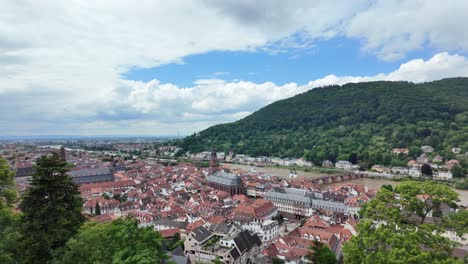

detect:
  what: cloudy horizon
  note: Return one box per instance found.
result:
[2,1,468,136]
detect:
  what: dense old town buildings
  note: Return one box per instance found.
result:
[8,143,467,263]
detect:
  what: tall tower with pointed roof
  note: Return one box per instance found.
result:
[210,147,220,173]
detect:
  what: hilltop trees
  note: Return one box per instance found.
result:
[178,78,468,166]
[17,153,84,264]
[343,181,462,264]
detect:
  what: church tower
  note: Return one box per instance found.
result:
[59,146,66,161]
[209,147,220,173]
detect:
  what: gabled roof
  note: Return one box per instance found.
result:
[233,230,262,254]
[192,226,213,242]
[230,247,240,260]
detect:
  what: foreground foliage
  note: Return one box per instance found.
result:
[53,218,168,264]
[179,78,468,169]
[0,157,19,264]
[343,181,464,264]
[306,240,337,264]
[17,153,85,264]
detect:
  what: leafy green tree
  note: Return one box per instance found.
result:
[167,232,184,251]
[0,158,19,264]
[442,210,468,239]
[95,201,101,215]
[344,182,462,264]
[306,240,337,264]
[421,163,433,177]
[212,256,223,264]
[272,257,285,264]
[18,153,84,264]
[381,184,393,192]
[455,178,468,190]
[53,218,168,264]
[348,153,358,165]
[451,165,464,178]
[396,181,459,224]
[0,157,16,206]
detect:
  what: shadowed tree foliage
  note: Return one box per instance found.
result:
[17,153,84,264]
[95,201,101,215]
[52,218,168,264]
[421,163,433,177]
[343,181,463,264]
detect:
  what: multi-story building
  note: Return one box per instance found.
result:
[266,187,348,218]
[185,224,263,264]
[68,167,114,184]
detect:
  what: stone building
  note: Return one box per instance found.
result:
[207,149,244,195]
[68,167,114,184]
[207,170,245,195]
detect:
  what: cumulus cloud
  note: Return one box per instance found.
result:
[307,52,468,86]
[67,52,467,135]
[1,1,468,135]
[346,0,468,60]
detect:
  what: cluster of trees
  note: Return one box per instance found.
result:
[343,181,468,263]
[0,155,168,264]
[178,78,468,171]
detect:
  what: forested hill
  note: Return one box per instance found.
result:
[178,78,468,167]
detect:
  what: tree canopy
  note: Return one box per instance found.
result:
[343,181,463,264]
[53,218,168,264]
[178,78,468,168]
[306,239,337,264]
[18,153,85,264]
[0,157,19,264]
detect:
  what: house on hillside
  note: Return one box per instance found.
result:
[452,147,461,154]
[391,148,409,155]
[421,145,434,153]
[335,161,353,170]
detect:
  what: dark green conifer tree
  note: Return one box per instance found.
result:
[95,201,101,215]
[18,153,84,264]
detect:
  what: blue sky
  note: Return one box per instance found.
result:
[2,1,468,136]
[124,37,437,87]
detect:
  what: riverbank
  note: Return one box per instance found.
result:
[227,163,468,207]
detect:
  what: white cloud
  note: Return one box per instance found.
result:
[1,52,468,136]
[307,52,468,86]
[346,0,468,60]
[1,1,468,135]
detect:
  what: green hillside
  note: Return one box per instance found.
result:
[178,78,468,168]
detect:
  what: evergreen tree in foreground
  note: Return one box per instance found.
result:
[306,239,337,264]
[95,201,101,215]
[18,153,84,264]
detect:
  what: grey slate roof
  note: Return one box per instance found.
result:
[266,187,314,205]
[169,246,188,264]
[154,218,189,229]
[68,167,111,177]
[15,166,35,177]
[233,230,262,255]
[230,247,241,260]
[207,170,243,186]
[192,226,213,242]
[208,222,233,235]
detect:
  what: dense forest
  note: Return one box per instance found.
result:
[178,78,468,168]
